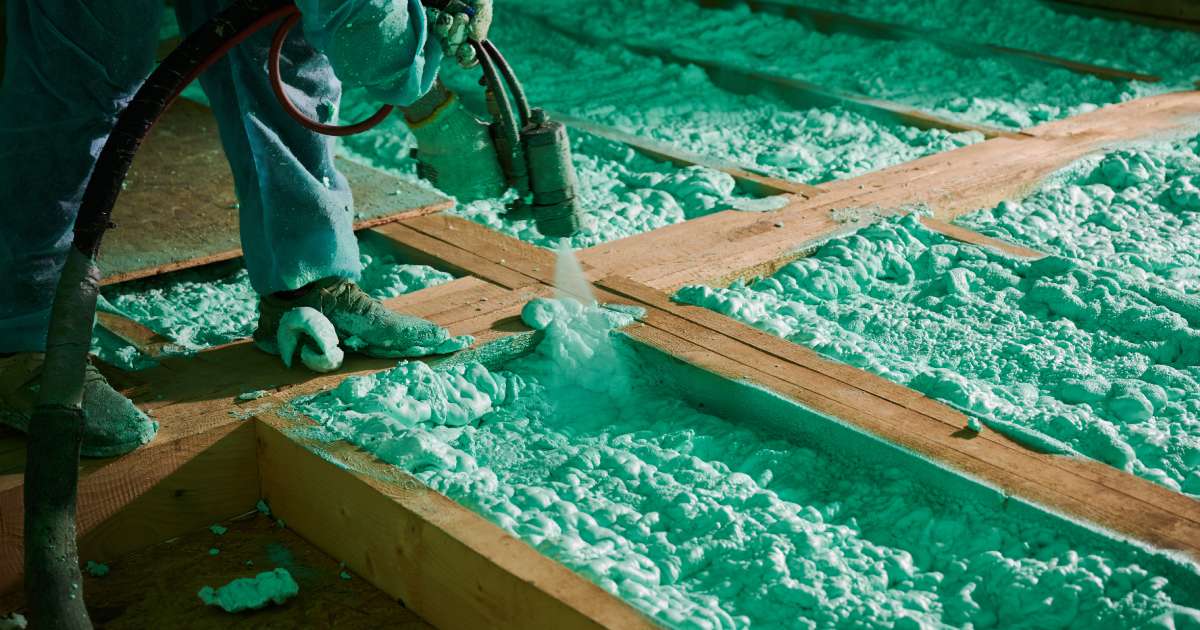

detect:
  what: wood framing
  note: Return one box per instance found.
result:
[1049,0,1200,27]
[0,278,537,594]
[4,48,1200,630]
[361,199,1200,562]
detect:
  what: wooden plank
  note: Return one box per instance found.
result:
[919,217,1046,258]
[368,222,540,290]
[401,214,566,285]
[100,99,452,285]
[1048,0,1200,28]
[578,91,1200,290]
[731,0,1162,83]
[554,113,820,197]
[95,311,177,359]
[255,412,655,630]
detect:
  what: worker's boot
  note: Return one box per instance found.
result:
[253,278,449,359]
[407,91,508,203]
[0,353,158,458]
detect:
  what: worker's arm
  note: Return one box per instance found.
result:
[295,0,444,106]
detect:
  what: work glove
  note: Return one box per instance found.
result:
[427,0,493,67]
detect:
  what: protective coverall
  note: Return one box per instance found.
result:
[0,0,443,353]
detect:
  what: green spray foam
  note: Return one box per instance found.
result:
[516,0,1172,131]
[291,297,1200,628]
[197,568,299,613]
[676,214,1200,496]
[91,234,454,368]
[959,134,1200,295]
[774,0,1200,83]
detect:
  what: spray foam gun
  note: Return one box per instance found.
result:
[270,1,584,237]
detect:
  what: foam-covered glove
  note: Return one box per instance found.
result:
[427,0,493,67]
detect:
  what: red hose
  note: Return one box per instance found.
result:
[268,7,394,136]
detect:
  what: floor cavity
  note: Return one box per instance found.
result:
[291,298,1200,628]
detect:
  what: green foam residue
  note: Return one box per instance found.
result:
[676,214,1200,496]
[960,135,1200,295]
[292,297,1200,627]
[198,568,298,613]
[519,0,1172,131]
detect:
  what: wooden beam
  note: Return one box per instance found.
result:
[575,91,1200,290]
[366,156,1200,560]
[1047,0,1200,29]
[919,217,1046,258]
[95,311,178,359]
[256,412,655,629]
[100,99,453,286]
[728,0,1162,83]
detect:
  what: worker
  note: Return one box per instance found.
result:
[0,0,505,457]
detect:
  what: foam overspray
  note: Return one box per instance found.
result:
[553,238,595,304]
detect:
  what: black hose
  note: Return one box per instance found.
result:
[473,39,522,166]
[480,40,532,125]
[25,0,291,626]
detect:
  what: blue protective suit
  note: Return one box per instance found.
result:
[0,0,442,353]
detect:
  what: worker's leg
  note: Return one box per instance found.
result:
[173,1,450,356]
[0,0,162,352]
[174,0,359,296]
[0,0,160,457]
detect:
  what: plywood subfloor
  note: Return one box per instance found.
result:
[102,99,451,285]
